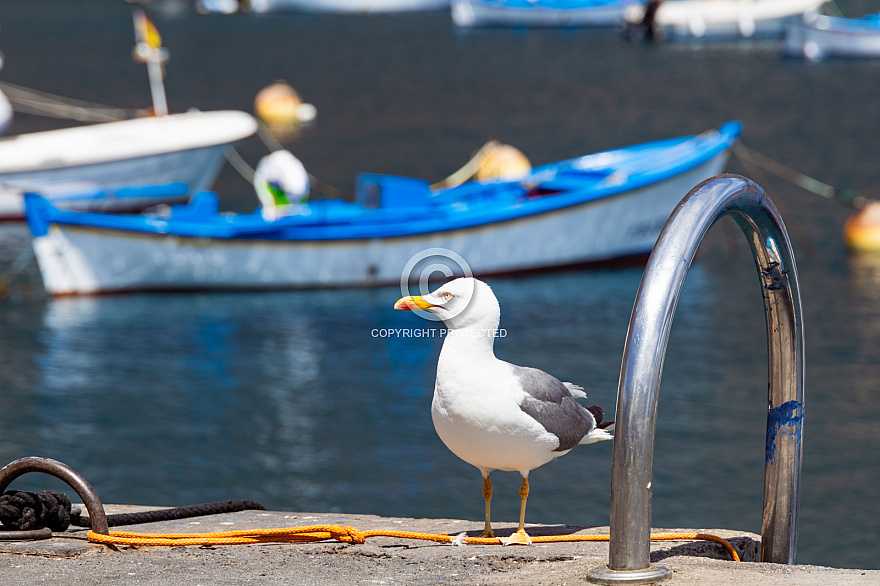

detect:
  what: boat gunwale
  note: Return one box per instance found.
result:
[46,183,655,246]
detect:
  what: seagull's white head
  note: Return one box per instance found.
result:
[394,277,500,332]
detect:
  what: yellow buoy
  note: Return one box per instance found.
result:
[431,141,531,190]
[254,81,316,126]
[843,200,880,253]
[474,143,531,181]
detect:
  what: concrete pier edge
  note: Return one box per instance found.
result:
[1,506,877,585]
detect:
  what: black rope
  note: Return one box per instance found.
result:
[71,499,266,528]
[0,490,71,531]
[0,490,265,532]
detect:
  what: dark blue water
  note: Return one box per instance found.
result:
[2,0,879,570]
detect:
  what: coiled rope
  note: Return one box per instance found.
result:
[0,490,265,533]
[85,525,740,561]
[0,490,71,532]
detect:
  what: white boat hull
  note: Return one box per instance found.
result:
[31,153,729,295]
[625,0,824,40]
[452,0,635,27]
[0,110,257,221]
[785,14,880,59]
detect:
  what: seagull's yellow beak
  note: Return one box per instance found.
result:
[394,295,436,311]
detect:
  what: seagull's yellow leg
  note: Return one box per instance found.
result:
[481,474,494,538]
[502,476,533,545]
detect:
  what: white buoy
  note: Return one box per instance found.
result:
[253,150,310,220]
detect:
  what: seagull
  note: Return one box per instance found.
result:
[394,277,613,545]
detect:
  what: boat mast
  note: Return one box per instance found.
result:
[132,10,169,116]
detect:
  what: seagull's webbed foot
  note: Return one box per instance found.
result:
[501,476,533,545]
[500,529,532,546]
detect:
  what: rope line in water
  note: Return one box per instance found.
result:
[86,525,740,561]
[733,142,870,209]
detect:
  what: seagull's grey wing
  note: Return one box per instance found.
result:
[511,365,596,452]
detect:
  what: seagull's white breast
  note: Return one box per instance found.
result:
[431,358,561,475]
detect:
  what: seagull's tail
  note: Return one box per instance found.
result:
[580,426,614,444]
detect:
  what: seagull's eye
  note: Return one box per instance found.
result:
[443,291,453,301]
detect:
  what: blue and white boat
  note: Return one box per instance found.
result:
[785,11,880,59]
[451,0,643,27]
[24,122,741,296]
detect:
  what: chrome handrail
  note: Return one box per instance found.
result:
[588,174,804,584]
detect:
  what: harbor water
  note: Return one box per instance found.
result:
[1,0,879,570]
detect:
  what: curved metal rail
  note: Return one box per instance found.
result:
[588,174,804,584]
[0,457,109,536]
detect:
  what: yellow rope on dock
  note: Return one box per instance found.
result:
[87,525,740,561]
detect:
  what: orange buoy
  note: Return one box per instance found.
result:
[843,200,880,253]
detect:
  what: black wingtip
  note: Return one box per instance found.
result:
[586,405,604,426]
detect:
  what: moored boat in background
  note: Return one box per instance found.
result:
[451,0,644,28]
[785,11,880,59]
[624,0,825,40]
[0,110,258,221]
[24,122,741,296]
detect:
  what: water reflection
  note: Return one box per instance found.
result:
[35,293,332,507]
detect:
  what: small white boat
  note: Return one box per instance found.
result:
[785,11,880,59]
[24,122,741,296]
[624,0,825,40]
[246,0,449,13]
[0,110,258,221]
[451,0,643,28]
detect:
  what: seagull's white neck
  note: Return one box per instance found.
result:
[432,279,502,366]
[438,317,500,364]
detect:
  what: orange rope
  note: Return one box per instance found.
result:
[87,525,740,561]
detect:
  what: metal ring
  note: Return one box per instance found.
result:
[0,527,53,541]
[0,457,109,535]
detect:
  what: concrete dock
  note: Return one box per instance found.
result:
[1,505,877,585]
